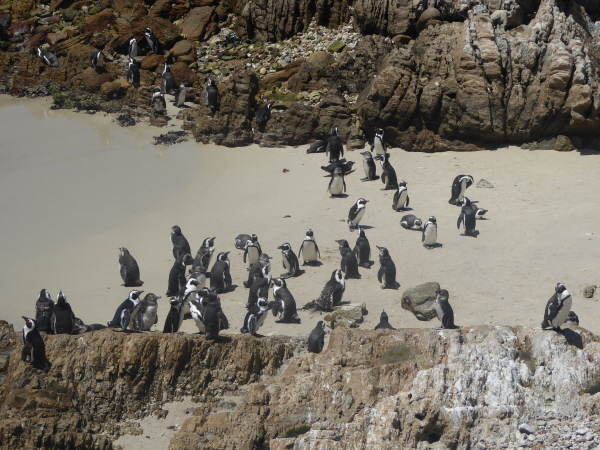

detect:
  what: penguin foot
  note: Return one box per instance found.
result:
[380,285,386,290]
[280,273,291,278]
[553,327,563,334]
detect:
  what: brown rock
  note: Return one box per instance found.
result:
[100,79,129,99]
[140,53,167,71]
[554,135,576,152]
[149,0,191,21]
[401,281,441,321]
[81,8,115,34]
[170,39,195,64]
[9,17,37,35]
[416,7,442,32]
[170,61,199,86]
[180,6,217,42]
[112,0,147,21]
[46,32,68,46]
[259,58,304,88]
[306,51,334,67]
[10,0,35,19]
[80,67,112,92]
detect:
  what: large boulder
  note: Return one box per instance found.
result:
[179,6,217,42]
[401,281,441,321]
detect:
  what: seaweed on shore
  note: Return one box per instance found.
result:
[153,131,189,146]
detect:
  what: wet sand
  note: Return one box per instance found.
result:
[2,94,600,340]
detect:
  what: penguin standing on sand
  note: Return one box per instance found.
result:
[376,246,398,289]
[422,216,437,249]
[171,225,193,265]
[240,298,269,336]
[244,253,272,288]
[246,277,269,309]
[161,64,176,95]
[243,234,262,269]
[392,181,410,211]
[189,291,207,333]
[360,151,377,181]
[128,35,138,59]
[541,282,573,332]
[234,233,252,250]
[119,247,143,287]
[375,310,396,330]
[203,293,229,340]
[192,237,216,273]
[271,278,301,323]
[378,153,398,190]
[174,82,187,107]
[400,214,423,230]
[449,175,474,205]
[179,277,200,318]
[51,290,75,335]
[434,289,458,329]
[35,289,54,334]
[370,127,386,157]
[316,269,345,311]
[162,296,184,333]
[336,239,360,278]
[132,293,161,331]
[21,316,51,371]
[107,290,144,330]
[255,101,274,131]
[353,227,371,268]
[347,198,369,231]
[205,78,220,113]
[307,321,326,353]
[326,127,344,163]
[151,87,167,117]
[166,252,189,296]
[298,229,320,266]
[327,167,346,198]
[37,47,59,67]
[127,58,140,87]
[144,27,158,54]
[457,197,477,236]
[277,243,300,278]
[90,49,105,70]
[210,251,232,293]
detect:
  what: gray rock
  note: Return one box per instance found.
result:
[477,179,494,188]
[583,285,596,298]
[400,282,440,321]
[324,303,367,329]
[519,423,535,435]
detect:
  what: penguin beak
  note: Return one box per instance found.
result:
[22,316,28,321]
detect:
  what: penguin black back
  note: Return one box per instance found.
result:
[205,78,220,113]
[166,252,189,296]
[210,251,232,293]
[161,64,176,95]
[376,246,398,289]
[271,278,301,324]
[277,242,300,278]
[240,298,269,336]
[434,289,458,329]
[35,289,54,334]
[163,297,183,333]
[307,321,326,353]
[326,126,344,163]
[255,101,274,131]
[374,310,396,330]
[316,269,345,311]
[203,294,229,340]
[119,247,143,287]
[336,239,360,279]
[170,225,193,265]
[378,153,398,190]
[353,227,371,268]
[457,197,477,236]
[246,277,270,309]
[51,290,75,335]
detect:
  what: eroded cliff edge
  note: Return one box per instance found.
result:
[1,320,600,449]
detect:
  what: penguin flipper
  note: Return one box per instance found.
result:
[21,343,32,362]
[406,196,409,207]
[343,179,347,193]
[457,214,464,229]
[121,310,131,330]
[377,267,384,284]
[248,315,257,336]
[271,300,280,317]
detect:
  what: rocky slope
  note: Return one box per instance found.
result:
[1,320,600,449]
[1,0,600,149]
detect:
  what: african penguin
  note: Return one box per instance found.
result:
[188,266,207,290]
[371,127,386,157]
[377,153,398,190]
[316,269,345,312]
[174,82,187,107]
[400,214,423,231]
[326,126,344,163]
[434,289,458,329]
[422,216,437,249]
[179,277,200,319]
[189,293,207,333]
[298,229,320,266]
[144,27,158,54]
[244,253,272,288]
[170,225,193,265]
[37,47,59,67]
[243,234,262,269]
[255,100,274,131]
[127,58,140,87]
[151,87,167,117]
[162,296,184,333]
[347,198,369,231]
[90,49,105,70]
[161,64,176,95]
[128,35,138,59]
[374,310,396,330]
[205,77,219,113]
[166,252,189,296]
[132,293,161,331]
[541,282,573,332]
[21,316,51,371]
[234,233,252,250]
[565,311,579,326]
[246,277,270,310]
[107,290,144,330]
[327,167,346,198]
[277,243,300,278]
[192,237,216,273]
[119,247,143,287]
[321,160,355,176]
[307,320,327,353]
[50,290,75,335]
[360,151,377,181]
[376,246,398,289]
[307,137,328,154]
[353,227,371,268]
[392,180,409,211]
[240,297,269,336]
[471,203,488,219]
[203,292,229,340]
[210,251,232,293]
[271,278,301,323]
[35,289,54,334]
[449,175,474,205]
[457,197,477,237]
[336,239,360,279]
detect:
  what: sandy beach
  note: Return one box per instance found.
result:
[2,94,600,341]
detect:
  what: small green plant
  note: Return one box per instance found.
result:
[52,92,75,109]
